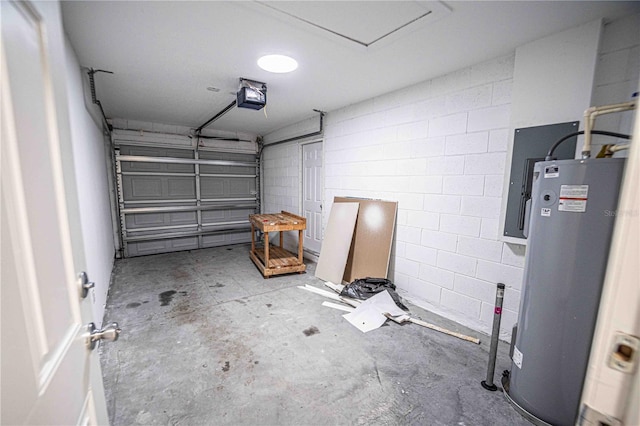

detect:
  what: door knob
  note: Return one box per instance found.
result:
[78,271,95,299]
[86,322,121,350]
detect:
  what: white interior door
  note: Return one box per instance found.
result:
[1,1,108,424]
[302,142,323,254]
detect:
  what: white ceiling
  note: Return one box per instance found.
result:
[61,1,640,136]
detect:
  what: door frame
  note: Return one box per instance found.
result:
[579,78,640,424]
[299,138,324,260]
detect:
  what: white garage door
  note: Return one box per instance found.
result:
[114,143,258,257]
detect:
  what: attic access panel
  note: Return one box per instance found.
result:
[503,121,578,240]
[256,1,451,48]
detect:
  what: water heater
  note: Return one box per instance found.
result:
[504,158,625,426]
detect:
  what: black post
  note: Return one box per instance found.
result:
[481,283,505,391]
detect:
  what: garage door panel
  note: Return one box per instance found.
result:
[123,175,196,200]
[229,179,255,196]
[228,208,255,220]
[127,236,199,257]
[115,144,258,257]
[122,162,194,173]
[129,177,163,198]
[167,177,196,198]
[128,240,168,256]
[168,211,198,225]
[226,231,252,243]
[167,163,195,173]
[201,234,226,246]
[200,164,255,175]
[199,162,239,172]
[122,146,192,158]
[200,178,225,198]
[199,151,255,162]
[120,146,194,173]
[201,231,251,248]
[201,210,225,222]
[199,152,256,175]
[127,212,164,227]
[126,211,198,229]
[200,177,255,199]
[217,152,252,160]
[201,208,254,222]
[124,161,161,172]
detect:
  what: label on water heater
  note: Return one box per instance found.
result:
[541,208,551,217]
[513,346,523,369]
[559,185,588,212]
[544,165,559,178]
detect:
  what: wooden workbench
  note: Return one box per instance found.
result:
[249,211,307,278]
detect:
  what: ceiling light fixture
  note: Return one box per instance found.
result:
[257,54,298,73]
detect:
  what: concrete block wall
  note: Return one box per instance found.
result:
[261,142,301,250]
[260,13,639,340]
[260,55,523,339]
[322,54,521,339]
[260,114,322,248]
[262,143,299,214]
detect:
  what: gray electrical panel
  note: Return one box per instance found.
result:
[505,158,625,426]
[503,122,579,239]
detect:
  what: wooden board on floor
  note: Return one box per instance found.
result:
[314,202,359,284]
[334,197,398,283]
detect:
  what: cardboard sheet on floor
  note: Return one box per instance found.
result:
[342,290,406,333]
[334,197,398,282]
[314,202,359,283]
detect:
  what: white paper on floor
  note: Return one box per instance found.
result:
[342,290,406,333]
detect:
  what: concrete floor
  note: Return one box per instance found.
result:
[100,243,530,425]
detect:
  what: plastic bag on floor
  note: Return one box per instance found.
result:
[339,277,408,311]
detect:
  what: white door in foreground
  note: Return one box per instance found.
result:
[1,1,109,424]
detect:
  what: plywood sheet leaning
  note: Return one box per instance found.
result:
[334,197,398,283]
[314,202,360,283]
